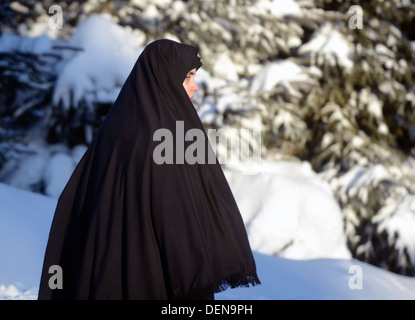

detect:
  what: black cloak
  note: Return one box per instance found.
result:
[38,39,260,300]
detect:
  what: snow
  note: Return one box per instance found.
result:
[212,52,240,82]
[375,195,415,265]
[224,160,351,260]
[1,160,415,300]
[249,59,320,98]
[0,32,53,54]
[218,252,415,300]
[43,152,76,198]
[52,14,146,109]
[0,141,87,199]
[0,141,50,192]
[0,183,56,299]
[298,22,354,71]
[250,0,302,18]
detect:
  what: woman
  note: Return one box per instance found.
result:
[38,39,260,300]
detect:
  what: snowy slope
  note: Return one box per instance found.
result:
[1,162,415,300]
[0,182,56,299]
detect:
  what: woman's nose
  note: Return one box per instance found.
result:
[193,83,199,92]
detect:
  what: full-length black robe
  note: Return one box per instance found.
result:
[38,39,260,300]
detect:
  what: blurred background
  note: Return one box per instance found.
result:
[0,0,414,278]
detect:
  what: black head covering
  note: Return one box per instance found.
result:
[38,39,260,300]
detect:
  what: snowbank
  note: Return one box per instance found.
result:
[2,161,415,300]
[225,160,351,260]
[0,182,56,298]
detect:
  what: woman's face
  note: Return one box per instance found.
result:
[183,68,199,100]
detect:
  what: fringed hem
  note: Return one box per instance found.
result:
[213,273,261,294]
[171,273,261,300]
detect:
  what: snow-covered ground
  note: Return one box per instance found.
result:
[1,160,415,300]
